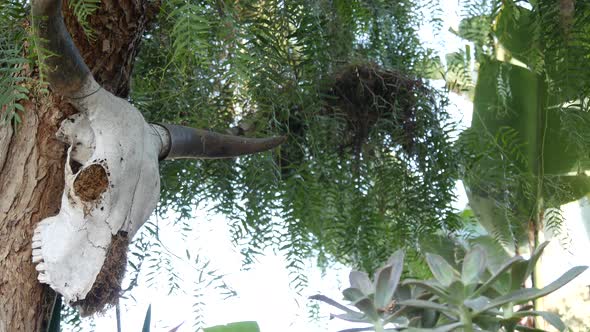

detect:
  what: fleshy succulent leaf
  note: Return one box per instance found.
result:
[420,235,464,270]
[353,297,380,321]
[447,280,466,305]
[398,299,458,316]
[395,284,412,301]
[472,315,502,331]
[331,312,371,323]
[343,287,366,302]
[425,253,459,287]
[404,322,464,332]
[374,250,404,309]
[383,306,410,324]
[469,236,511,273]
[403,279,451,301]
[473,255,525,297]
[350,271,374,295]
[337,326,375,332]
[463,296,491,311]
[310,294,362,316]
[477,266,588,313]
[511,311,565,332]
[510,259,529,291]
[421,309,439,328]
[462,245,486,285]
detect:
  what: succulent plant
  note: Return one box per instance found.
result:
[311,250,439,331]
[312,237,588,332]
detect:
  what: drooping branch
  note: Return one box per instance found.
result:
[32,0,92,97]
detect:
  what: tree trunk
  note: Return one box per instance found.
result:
[0,0,155,330]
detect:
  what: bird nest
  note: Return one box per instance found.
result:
[323,62,432,156]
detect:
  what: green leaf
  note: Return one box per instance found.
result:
[495,4,536,65]
[68,0,101,38]
[310,295,361,316]
[478,266,588,312]
[447,280,466,305]
[47,295,62,332]
[421,308,439,328]
[331,312,371,323]
[395,284,412,301]
[349,271,373,295]
[462,246,486,285]
[466,54,590,249]
[420,235,463,270]
[398,299,458,316]
[142,304,151,332]
[353,297,380,321]
[473,315,502,331]
[374,250,404,308]
[510,259,529,291]
[402,279,451,302]
[204,321,260,332]
[425,253,459,287]
[469,236,511,273]
[343,287,365,302]
[463,296,490,311]
[473,255,525,297]
[404,322,464,332]
[511,311,565,332]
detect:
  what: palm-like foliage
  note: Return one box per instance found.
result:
[454,0,590,251]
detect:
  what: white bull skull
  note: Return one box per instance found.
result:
[31,0,284,308]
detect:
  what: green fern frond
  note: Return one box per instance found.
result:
[0,2,30,127]
[544,207,572,253]
[68,0,100,39]
[164,1,212,73]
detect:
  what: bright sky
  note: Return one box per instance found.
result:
[82,2,476,331]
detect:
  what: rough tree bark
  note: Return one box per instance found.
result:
[0,0,156,330]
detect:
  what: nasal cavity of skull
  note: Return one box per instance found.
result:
[73,164,109,202]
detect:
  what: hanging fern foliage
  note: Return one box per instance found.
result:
[0,0,30,127]
[131,0,460,275]
[67,0,101,38]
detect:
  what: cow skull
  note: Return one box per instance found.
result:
[31,0,284,308]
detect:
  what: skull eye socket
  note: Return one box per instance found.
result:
[73,164,109,202]
[70,159,83,174]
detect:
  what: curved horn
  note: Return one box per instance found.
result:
[152,124,286,160]
[32,0,92,97]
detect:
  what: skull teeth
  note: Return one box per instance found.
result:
[32,248,42,257]
[35,263,46,272]
[32,253,43,263]
[32,231,42,242]
[32,239,42,249]
[37,272,50,284]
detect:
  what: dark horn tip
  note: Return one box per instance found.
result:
[272,135,288,145]
[158,124,287,160]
